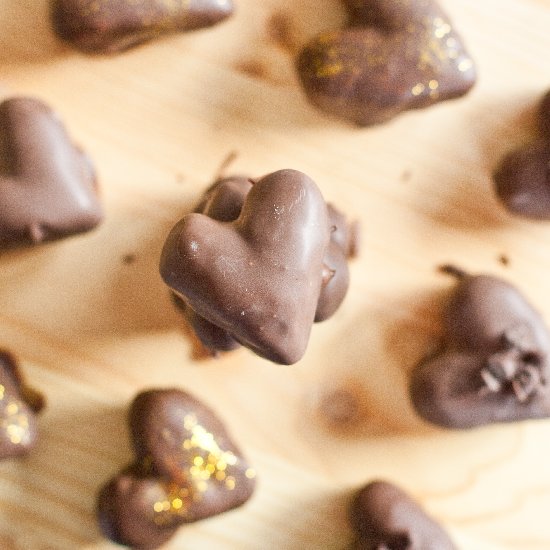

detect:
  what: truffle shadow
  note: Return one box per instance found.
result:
[426,91,540,232]
[0,402,130,548]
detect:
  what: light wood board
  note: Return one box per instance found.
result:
[2,0,550,548]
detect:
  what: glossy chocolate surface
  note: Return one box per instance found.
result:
[0,97,103,247]
[411,269,550,429]
[297,0,476,126]
[493,90,550,219]
[161,169,357,364]
[52,0,235,54]
[0,351,43,460]
[98,388,256,549]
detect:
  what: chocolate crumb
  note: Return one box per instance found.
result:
[498,254,510,267]
[437,264,467,279]
[122,254,136,265]
[235,60,267,80]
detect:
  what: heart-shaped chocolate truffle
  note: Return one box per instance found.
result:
[0,97,103,247]
[165,173,357,359]
[410,267,550,429]
[51,0,235,54]
[161,169,333,364]
[493,90,550,219]
[0,351,44,460]
[98,389,256,549]
[296,0,476,126]
[350,481,456,549]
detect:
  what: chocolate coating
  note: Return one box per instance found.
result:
[98,388,256,549]
[98,467,178,550]
[315,240,350,322]
[52,0,235,54]
[178,176,252,354]
[0,351,43,460]
[494,141,550,220]
[539,89,550,139]
[0,97,103,247]
[172,293,241,353]
[161,169,333,365]
[351,481,456,550]
[169,175,356,358]
[411,270,550,429]
[493,91,550,219]
[296,0,476,126]
[194,176,253,221]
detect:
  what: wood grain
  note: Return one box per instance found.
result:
[2,0,550,548]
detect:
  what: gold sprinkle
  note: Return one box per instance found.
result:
[315,63,343,78]
[215,471,226,481]
[6,403,18,415]
[153,502,164,513]
[225,477,236,490]
[172,498,183,510]
[200,470,210,480]
[428,80,439,90]
[225,453,237,466]
[184,414,196,430]
[411,83,425,96]
[0,385,4,400]
[193,456,204,467]
[434,23,451,38]
[197,481,208,492]
[458,59,474,72]
[245,468,256,479]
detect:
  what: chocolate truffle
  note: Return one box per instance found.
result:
[296,0,476,126]
[410,267,550,429]
[351,481,456,550]
[0,97,103,247]
[0,351,44,460]
[51,0,235,54]
[493,90,550,219]
[98,389,256,549]
[160,170,356,364]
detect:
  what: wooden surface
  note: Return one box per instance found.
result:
[1,0,550,548]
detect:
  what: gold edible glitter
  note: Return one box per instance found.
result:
[315,63,343,78]
[152,412,252,521]
[411,83,425,96]
[1,397,31,446]
[458,59,474,72]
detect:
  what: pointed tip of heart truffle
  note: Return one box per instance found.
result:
[351,480,456,549]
